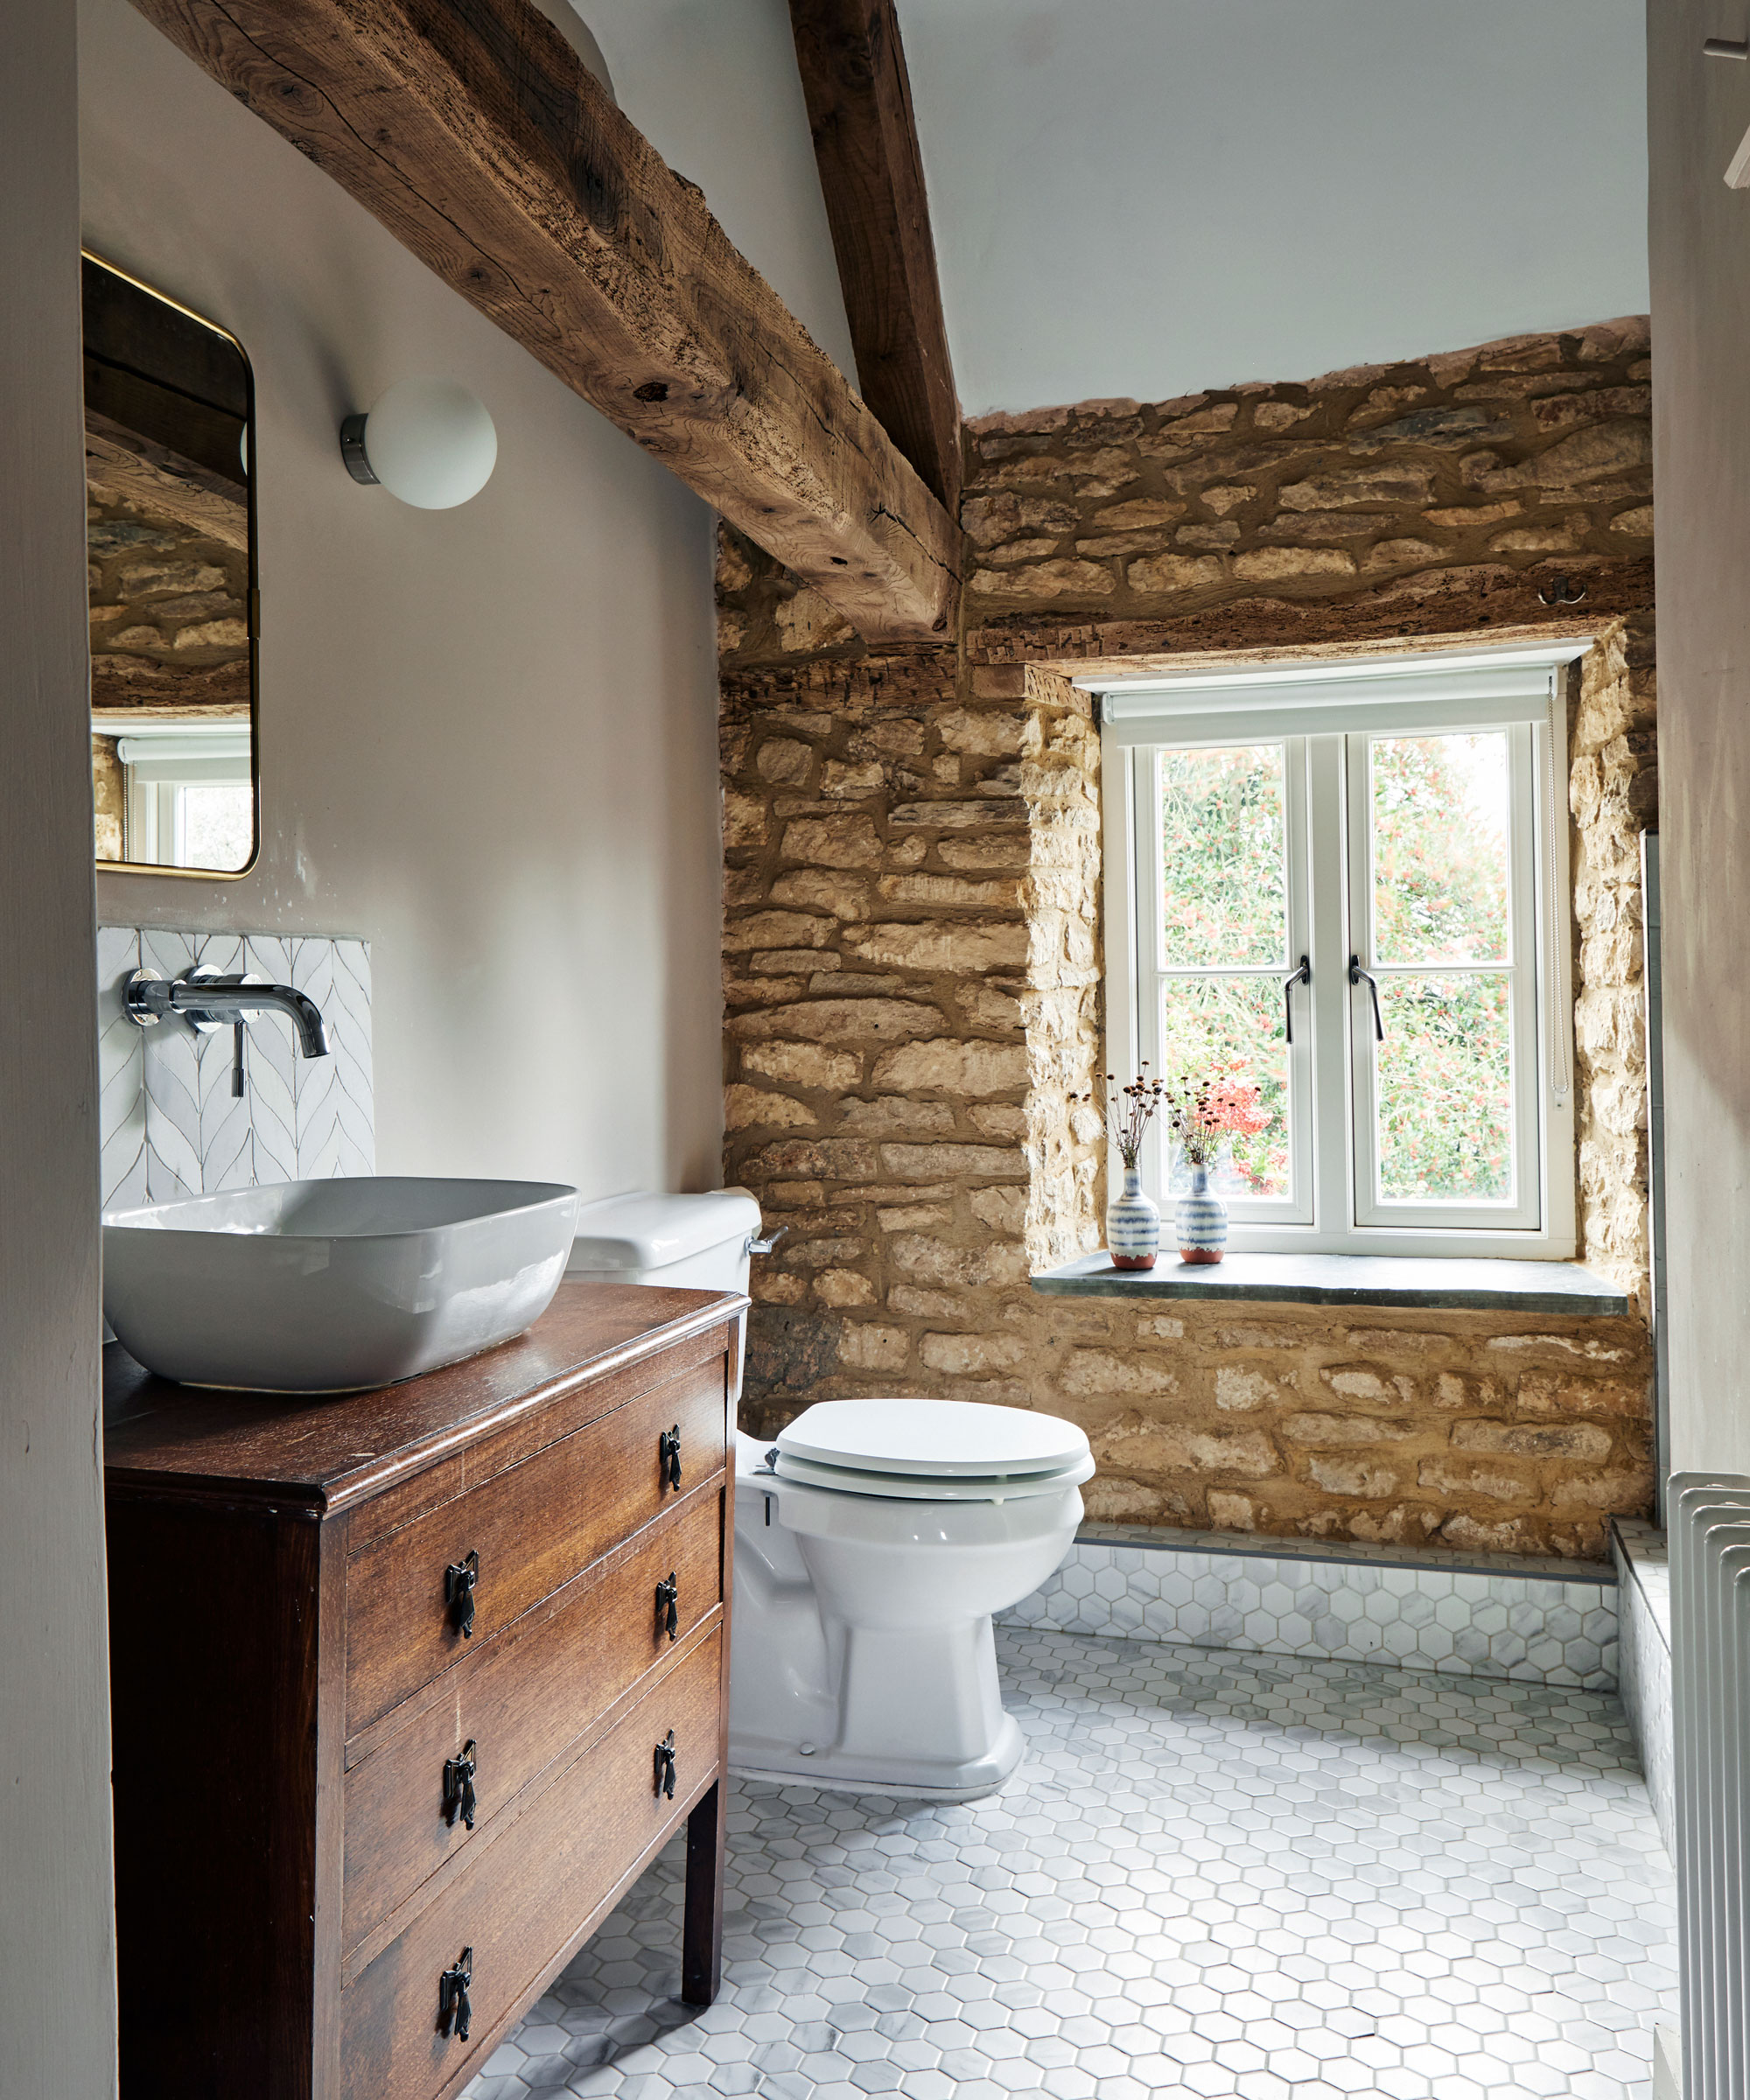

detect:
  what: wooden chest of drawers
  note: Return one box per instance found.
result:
[102,1282,743,2100]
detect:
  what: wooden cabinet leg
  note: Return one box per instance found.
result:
[681,1778,725,2005]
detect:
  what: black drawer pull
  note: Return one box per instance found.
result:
[444,1550,479,1637]
[658,1425,682,1493]
[443,1740,478,1831]
[438,1948,473,2040]
[654,1728,676,1799]
[655,1572,679,1642]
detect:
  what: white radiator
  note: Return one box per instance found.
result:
[1672,1477,1750,2100]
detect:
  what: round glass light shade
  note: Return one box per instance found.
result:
[360,378,497,509]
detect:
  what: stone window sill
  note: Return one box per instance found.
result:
[1030,1250,1630,1317]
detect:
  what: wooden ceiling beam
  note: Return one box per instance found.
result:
[127,0,959,642]
[788,0,961,515]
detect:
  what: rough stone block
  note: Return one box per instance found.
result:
[723,911,835,953]
[740,1040,860,1091]
[729,999,942,1046]
[1096,1418,1282,1478]
[1233,547,1357,581]
[815,1270,875,1307]
[1126,552,1225,594]
[837,1324,912,1371]
[848,922,1030,972]
[768,871,871,921]
[1278,466,1433,510]
[1451,1420,1613,1460]
[1280,1412,1418,1446]
[871,1040,1028,1096]
[724,1086,816,1132]
[1214,1368,1277,1412]
[1060,1351,1178,1397]
[878,1143,1023,1180]
[780,815,884,868]
[747,1138,879,1180]
[920,1333,1026,1375]
[1307,1457,1401,1498]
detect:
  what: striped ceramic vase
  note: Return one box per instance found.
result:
[1175,1162,1228,1265]
[1107,1166,1160,1270]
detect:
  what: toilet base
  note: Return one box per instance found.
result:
[730,1709,1025,1802]
[729,1603,1030,1801]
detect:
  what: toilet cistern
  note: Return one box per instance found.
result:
[124,965,329,1096]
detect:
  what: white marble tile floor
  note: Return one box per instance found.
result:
[463,1628,1675,2100]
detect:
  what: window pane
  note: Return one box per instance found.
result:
[177,782,253,872]
[1374,973,1513,1203]
[1371,732,1508,964]
[1159,744,1286,967]
[1159,976,1289,1200]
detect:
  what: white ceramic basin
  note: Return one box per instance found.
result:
[102,1177,580,1393]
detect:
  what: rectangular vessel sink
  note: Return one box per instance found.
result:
[103,1177,580,1394]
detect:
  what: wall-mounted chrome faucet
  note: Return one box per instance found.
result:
[124,966,330,1097]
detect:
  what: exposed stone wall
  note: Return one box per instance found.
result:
[720,319,1657,1558]
[87,492,250,713]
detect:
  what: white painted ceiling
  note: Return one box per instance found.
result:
[586,0,1648,420]
[895,0,1650,414]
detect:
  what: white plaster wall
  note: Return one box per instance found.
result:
[1648,1,1750,1476]
[2,0,116,2085]
[82,0,735,1204]
[897,0,1650,413]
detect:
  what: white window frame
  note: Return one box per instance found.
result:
[1094,644,1583,1261]
[119,728,253,870]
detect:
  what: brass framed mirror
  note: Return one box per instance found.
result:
[84,252,258,877]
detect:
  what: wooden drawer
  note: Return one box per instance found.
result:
[346,1361,726,1733]
[341,1483,724,1961]
[340,1627,722,2100]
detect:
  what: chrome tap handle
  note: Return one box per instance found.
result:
[122,968,330,1059]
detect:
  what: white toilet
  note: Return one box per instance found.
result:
[732,1400,1090,1799]
[566,1192,1091,1801]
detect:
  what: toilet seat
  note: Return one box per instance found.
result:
[772,1396,1093,1503]
[774,1447,1095,1502]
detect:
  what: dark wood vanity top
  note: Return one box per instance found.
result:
[103,1281,746,1514]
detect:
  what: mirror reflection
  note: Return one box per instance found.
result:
[84,253,256,875]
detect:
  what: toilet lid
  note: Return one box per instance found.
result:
[775,1397,1091,1478]
[774,1447,1096,1502]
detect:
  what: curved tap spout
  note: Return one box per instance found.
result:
[124,969,331,1058]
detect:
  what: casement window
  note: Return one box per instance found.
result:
[1095,645,1583,1258]
[119,726,254,873]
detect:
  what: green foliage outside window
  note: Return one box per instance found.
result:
[1156,732,1517,1206]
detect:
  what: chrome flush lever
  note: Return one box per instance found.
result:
[746,1224,788,1256]
[1281,956,1310,1045]
[1349,956,1386,1042]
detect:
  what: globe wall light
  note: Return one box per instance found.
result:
[340,378,498,509]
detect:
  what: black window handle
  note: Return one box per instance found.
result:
[654,1728,676,1799]
[442,1740,478,1831]
[1349,955,1386,1042]
[1281,955,1310,1044]
[444,1549,480,1637]
[438,1948,473,2040]
[655,1572,679,1643]
[658,1425,682,1493]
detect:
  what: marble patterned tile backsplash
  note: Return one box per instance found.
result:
[98,926,374,1208]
